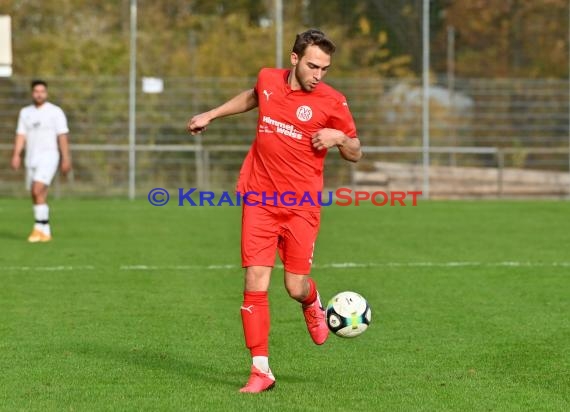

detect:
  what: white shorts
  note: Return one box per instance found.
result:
[26,155,59,190]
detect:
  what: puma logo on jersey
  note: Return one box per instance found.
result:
[240,305,254,314]
[263,89,273,101]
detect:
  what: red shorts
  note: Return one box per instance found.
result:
[241,204,321,274]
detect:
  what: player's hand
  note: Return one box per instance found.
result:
[61,158,72,175]
[11,155,21,170]
[187,112,213,135]
[312,128,346,151]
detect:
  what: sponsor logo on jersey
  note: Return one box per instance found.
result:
[262,115,303,140]
[258,124,273,134]
[296,105,313,122]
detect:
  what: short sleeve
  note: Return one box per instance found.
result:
[55,108,69,135]
[326,97,357,138]
[253,68,266,97]
[16,109,26,135]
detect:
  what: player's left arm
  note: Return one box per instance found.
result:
[313,97,362,162]
[57,134,72,175]
[311,129,362,162]
[55,109,72,175]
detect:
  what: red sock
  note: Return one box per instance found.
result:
[241,291,270,357]
[301,278,317,306]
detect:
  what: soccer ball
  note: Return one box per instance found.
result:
[326,291,371,338]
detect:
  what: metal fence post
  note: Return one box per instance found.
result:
[275,0,283,68]
[127,0,137,200]
[195,138,204,188]
[203,148,210,190]
[350,161,357,192]
[447,26,456,167]
[422,0,431,199]
[497,149,505,198]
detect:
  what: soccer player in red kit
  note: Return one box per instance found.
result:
[187,29,362,393]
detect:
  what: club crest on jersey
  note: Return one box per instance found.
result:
[296,105,313,122]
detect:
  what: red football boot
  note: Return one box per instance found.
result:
[239,365,276,393]
[302,292,329,345]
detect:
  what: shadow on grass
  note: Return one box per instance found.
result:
[269,374,308,384]
[66,341,242,389]
[0,230,25,241]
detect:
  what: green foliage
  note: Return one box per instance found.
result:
[2,0,566,78]
[2,0,416,78]
[444,0,568,77]
[3,0,129,75]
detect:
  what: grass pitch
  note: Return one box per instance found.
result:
[0,198,568,411]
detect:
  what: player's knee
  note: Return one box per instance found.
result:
[244,266,271,291]
[31,185,45,201]
[284,280,306,301]
[286,286,305,301]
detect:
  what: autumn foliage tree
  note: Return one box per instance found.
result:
[442,0,568,77]
[1,0,566,78]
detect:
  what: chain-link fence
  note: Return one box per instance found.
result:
[1,76,569,199]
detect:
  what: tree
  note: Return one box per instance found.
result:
[443,0,568,77]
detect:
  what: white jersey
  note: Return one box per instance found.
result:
[16,102,69,167]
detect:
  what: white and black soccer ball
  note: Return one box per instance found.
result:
[326,291,371,338]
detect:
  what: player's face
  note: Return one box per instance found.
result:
[32,85,48,106]
[291,45,331,92]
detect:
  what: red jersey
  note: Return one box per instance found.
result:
[236,68,357,209]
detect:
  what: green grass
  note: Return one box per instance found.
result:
[0,199,569,411]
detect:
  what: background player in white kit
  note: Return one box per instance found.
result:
[11,80,71,242]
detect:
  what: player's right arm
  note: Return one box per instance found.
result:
[187,88,258,135]
[11,110,26,170]
[11,134,26,170]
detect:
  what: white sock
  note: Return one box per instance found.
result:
[252,356,270,373]
[33,204,50,235]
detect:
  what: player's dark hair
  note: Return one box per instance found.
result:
[292,29,336,58]
[31,79,48,90]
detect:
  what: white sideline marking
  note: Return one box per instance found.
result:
[119,264,237,271]
[323,261,570,268]
[2,261,569,273]
[0,265,95,271]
